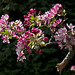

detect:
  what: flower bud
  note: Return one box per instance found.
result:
[44,37,48,41]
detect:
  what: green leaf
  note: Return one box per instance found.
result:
[1,32,5,34]
[40,41,46,46]
[1,30,9,35]
[7,34,9,39]
[28,41,33,47]
[5,30,9,35]
[30,14,35,20]
[64,13,67,16]
[28,37,34,40]
[9,36,12,39]
[29,23,35,29]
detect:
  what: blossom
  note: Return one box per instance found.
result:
[58,42,63,50]
[44,37,48,41]
[54,27,67,42]
[36,3,63,27]
[51,22,57,28]
[39,11,41,14]
[16,42,26,62]
[56,18,62,24]
[70,37,75,45]
[0,3,75,64]
[58,27,67,34]
[1,14,9,20]
[70,66,75,71]
[31,27,40,34]
[1,35,10,44]
[66,23,75,35]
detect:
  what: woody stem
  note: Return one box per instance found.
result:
[56,46,75,73]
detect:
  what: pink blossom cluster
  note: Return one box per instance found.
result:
[54,24,75,50]
[0,14,9,35]
[24,8,37,27]
[0,14,26,44]
[36,4,62,26]
[51,18,62,29]
[0,13,48,62]
[0,14,11,43]
[16,27,47,61]
[0,3,75,68]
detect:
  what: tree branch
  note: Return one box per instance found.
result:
[46,35,58,46]
[56,46,75,74]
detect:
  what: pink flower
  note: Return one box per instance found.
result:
[1,35,10,44]
[51,22,57,28]
[70,66,75,71]
[51,7,57,14]
[56,18,62,24]
[58,42,63,50]
[25,18,29,21]
[70,37,75,45]
[31,27,40,34]
[54,27,67,43]
[58,27,67,34]
[1,14,9,20]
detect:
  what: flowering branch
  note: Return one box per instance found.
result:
[0,3,75,73]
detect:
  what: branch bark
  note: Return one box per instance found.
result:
[56,46,75,74]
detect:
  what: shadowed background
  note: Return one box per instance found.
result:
[0,0,75,75]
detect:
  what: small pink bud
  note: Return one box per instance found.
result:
[35,49,39,53]
[30,9,34,13]
[58,10,62,14]
[39,11,41,14]
[34,8,37,12]
[44,37,48,41]
[24,24,29,27]
[24,15,26,18]
[32,13,35,15]
[24,20,26,23]
[39,50,42,54]
[27,21,30,25]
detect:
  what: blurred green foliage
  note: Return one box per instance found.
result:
[0,0,75,75]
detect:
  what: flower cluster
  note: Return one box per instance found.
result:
[36,4,63,26]
[0,13,48,62]
[16,27,47,61]
[0,3,75,67]
[54,24,75,50]
[24,8,37,27]
[0,15,26,44]
[0,14,9,35]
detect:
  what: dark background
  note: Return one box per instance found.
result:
[0,0,75,75]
